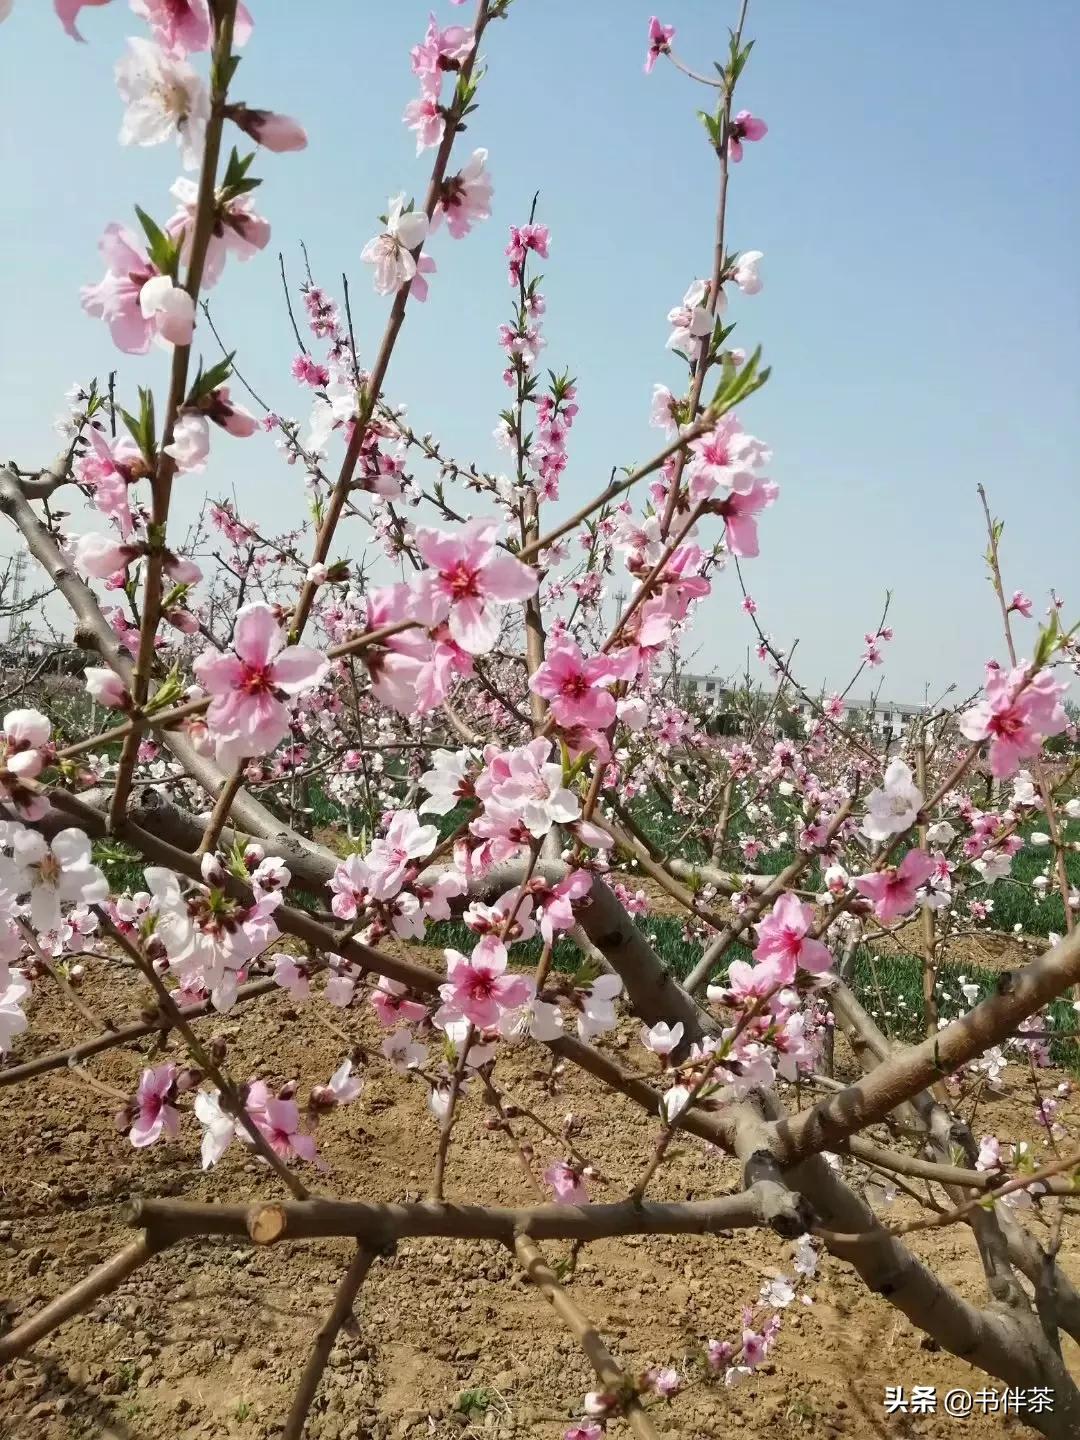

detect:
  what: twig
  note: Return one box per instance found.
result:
[513,1235,661,1440]
[282,1245,375,1440]
[97,911,312,1201]
[0,1236,166,1363]
[110,0,242,829]
[430,1026,474,1201]
[0,976,277,1088]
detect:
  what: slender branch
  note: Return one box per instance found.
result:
[98,911,312,1201]
[19,921,110,1033]
[516,418,715,563]
[110,0,241,828]
[0,1236,166,1364]
[0,976,277,1089]
[289,0,495,643]
[512,1235,661,1440]
[196,759,249,856]
[978,482,1074,937]
[658,0,750,539]
[817,1145,1080,1246]
[282,1245,376,1440]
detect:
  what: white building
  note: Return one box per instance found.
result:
[679,674,730,707]
[792,696,922,737]
[678,675,922,737]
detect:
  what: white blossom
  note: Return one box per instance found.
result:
[115,38,208,169]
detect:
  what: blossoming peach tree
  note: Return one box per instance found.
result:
[2,2,1080,1435]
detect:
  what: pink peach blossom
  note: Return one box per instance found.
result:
[364,811,438,900]
[505,222,549,284]
[129,1062,180,1147]
[403,92,444,153]
[168,177,269,288]
[76,428,142,535]
[959,663,1068,778]
[530,640,617,729]
[753,893,832,975]
[433,149,493,239]
[715,478,779,558]
[245,1081,319,1165]
[371,977,428,1029]
[411,10,473,95]
[440,936,532,1030]
[130,0,253,57]
[72,533,140,581]
[84,669,130,710]
[54,0,110,42]
[645,16,675,73]
[728,110,768,163]
[203,386,258,436]
[544,1160,589,1205]
[413,519,537,655]
[854,848,936,923]
[193,603,328,766]
[80,224,164,354]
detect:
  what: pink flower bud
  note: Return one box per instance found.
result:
[205,386,259,437]
[84,668,130,711]
[164,607,200,635]
[73,533,139,581]
[231,105,307,152]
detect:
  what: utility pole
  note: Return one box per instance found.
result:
[6,549,27,643]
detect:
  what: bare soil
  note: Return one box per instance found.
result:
[3,945,1079,1440]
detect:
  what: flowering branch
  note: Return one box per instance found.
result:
[110,0,243,829]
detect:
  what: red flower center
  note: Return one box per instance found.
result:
[241,663,273,695]
[446,563,480,599]
[465,969,496,1000]
[988,708,1023,740]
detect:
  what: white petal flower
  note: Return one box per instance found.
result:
[861,758,923,842]
[116,38,209,169]
[139,276,196,347]
[194,1089,236,1168]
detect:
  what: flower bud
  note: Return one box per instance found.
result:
[84,668,131,711]
[200,852,226,886]
[229,105,308,152]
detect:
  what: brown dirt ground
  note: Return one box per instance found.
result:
[3,943,1080,1440]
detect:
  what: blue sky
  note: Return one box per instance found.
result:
[1,0,1077,700]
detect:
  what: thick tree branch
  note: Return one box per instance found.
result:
[128,1186,806,1247]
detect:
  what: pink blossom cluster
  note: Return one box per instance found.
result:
[403,9,474,154]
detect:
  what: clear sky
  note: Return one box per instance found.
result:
[1,1,1077,702]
